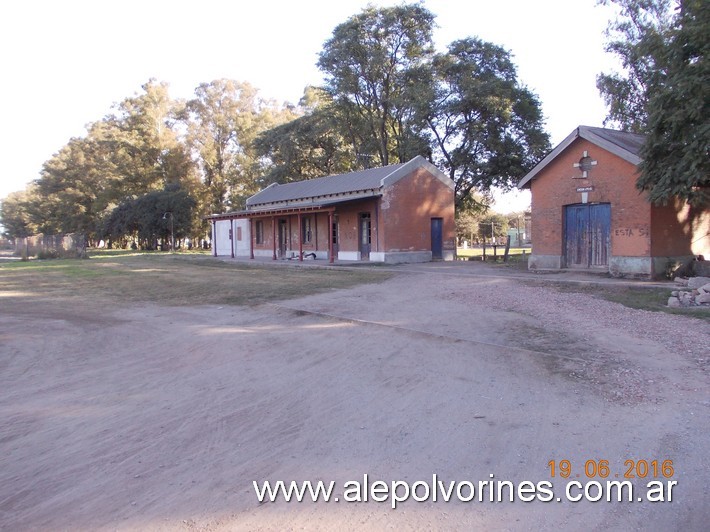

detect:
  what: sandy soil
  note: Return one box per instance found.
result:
[1,267,708,531]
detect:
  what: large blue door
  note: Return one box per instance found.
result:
[564,204,610,268]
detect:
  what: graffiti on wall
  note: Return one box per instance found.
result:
[614,226,650,238]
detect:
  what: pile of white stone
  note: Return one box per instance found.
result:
[669,276,710,307]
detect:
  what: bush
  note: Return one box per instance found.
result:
[35,248,87,260]
[36,248,60,260]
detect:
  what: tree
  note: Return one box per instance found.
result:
[33,134,111,238]
[102,79,193,199]
[596,0,674,132]
[637,0,709,205]
[0,189,36,239]
[102,184,196,249]
[598,0,709,205]
[318,4,436,167]
[254,87,357,184]
[455,210,480,245]
[185,79,288,213]
[18,80,197,242]
[263,5,547,209]
[423,38,550,209]
[477,213,509,243]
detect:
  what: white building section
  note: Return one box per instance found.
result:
[212,219,251,257]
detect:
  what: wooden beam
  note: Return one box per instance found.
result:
[249,218,254,259]
[328,211,334,264]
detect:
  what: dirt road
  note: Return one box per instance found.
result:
[1,269,708,530]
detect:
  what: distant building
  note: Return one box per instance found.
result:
[506,228,527,247]
[518,126,709,278]
[208,156,456,264]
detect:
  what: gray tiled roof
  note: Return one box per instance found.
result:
[585,126,645,157]
[246,161,408,207]
[206,155,454,218]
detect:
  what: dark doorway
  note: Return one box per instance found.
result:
[359,213,371,260]
[331,215,339,255]
[431,217,443,260]
[278,219,288,258]
[564,203,611,268]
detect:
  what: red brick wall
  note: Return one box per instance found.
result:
[248,167,455,258]
[530,138,652,257]
[252,217,276,251]
[333,199,378,253]
[379,167,455,252]
[651,200,710,257]
[251,212,335,253]
[285,212,329,251]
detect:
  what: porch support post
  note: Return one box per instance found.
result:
[249,218,254,259]
[328,210,334,264]
[212,220,217,256]
[298,212,303,261]
[230,218,235,258]
[374,201,379,252]
[272,216,277,260]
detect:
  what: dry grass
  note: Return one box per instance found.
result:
[545,282,710,322]
[0,251,392,308]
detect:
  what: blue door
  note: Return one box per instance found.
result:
[564,204,610,268]
[431,218,443,260]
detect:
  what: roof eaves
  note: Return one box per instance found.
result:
[248,189,383,212]
[380,155,455,190]
[517,126,643,189]
[581,126,643,165]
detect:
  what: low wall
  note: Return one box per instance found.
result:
[14,234,85,257]
[527,254,562,270]
[370,251,432,264]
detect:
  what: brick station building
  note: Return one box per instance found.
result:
[208,155,456,264]
[518,126,709,278]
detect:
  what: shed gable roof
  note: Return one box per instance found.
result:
[246,155,453,209]
[517,126,645,189]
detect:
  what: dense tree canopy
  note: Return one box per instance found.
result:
[318,4,436,167]
[1,79,277,244]
[0,189,36,239]
[637,0,709,205]
[184,79,289,214]
[254,88,357,184]
[2,3,553,242]
[273,4,550,209]
[598,0,709,205]
[423,38,550,209]
[597,0,674,132]
[102,184,196,249]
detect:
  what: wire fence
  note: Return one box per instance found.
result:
[13,233,86,259]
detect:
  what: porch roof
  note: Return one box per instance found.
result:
[207,195,380,220]
[207,154,452,221]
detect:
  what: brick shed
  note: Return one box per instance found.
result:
[208,155,456,264]
[518,126,709,278]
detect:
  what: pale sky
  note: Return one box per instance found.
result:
[0,0,620,212]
